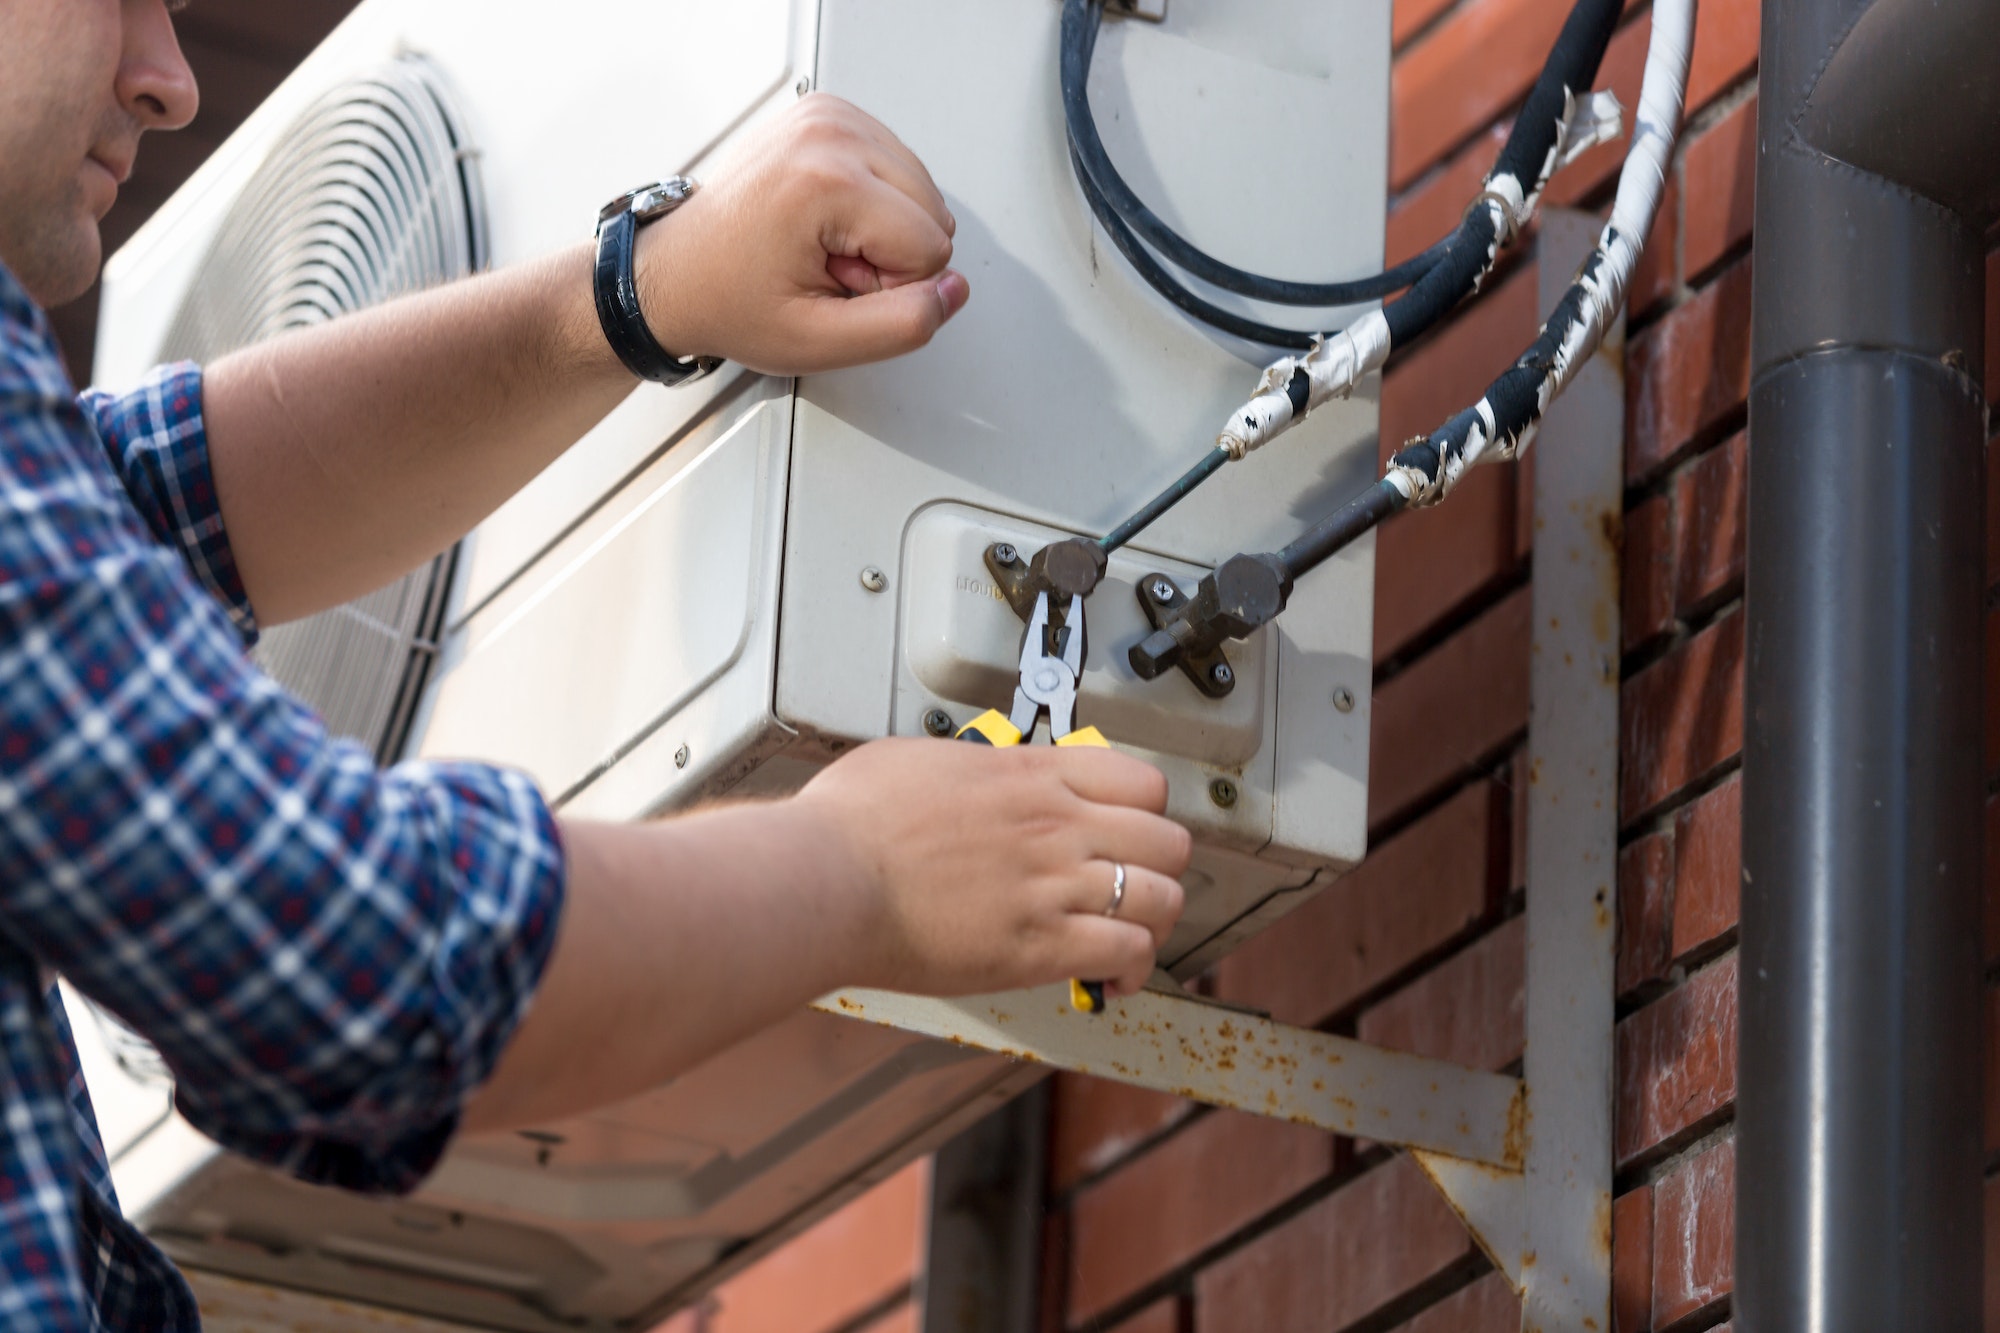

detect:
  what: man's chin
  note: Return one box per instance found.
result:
[12,217,104,311]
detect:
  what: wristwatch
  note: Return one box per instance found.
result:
[593,176,722,387]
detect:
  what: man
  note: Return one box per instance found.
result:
[0,2,1193,1327]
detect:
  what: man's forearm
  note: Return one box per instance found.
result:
[202,243,632,626]
[199,96,971,627]
[459,739,1193,1136]
[460,803,879,1133]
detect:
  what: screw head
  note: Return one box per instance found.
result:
[993,544,1020,566]
[923,709,955,738]
[1333,687,1356,714]
[795,76,813,97]
[1209,661,1235,689]
[860,566,888,594]
[1149,578,1176,603]
[674,745,691,770]
[1209,777,1239,809]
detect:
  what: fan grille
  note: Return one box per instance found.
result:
[163,53,487,765]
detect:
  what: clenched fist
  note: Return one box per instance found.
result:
[633,94,970,376]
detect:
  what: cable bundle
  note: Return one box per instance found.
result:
[1067,0,1626,551]
[1385,0,1694,507]
[1118,0,1698,680]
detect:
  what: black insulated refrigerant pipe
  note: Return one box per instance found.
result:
[1739,0,1999,1328]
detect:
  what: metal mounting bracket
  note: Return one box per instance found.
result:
[819,211,1620,1332]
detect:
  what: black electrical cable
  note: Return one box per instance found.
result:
[1061,0,1446,309]
[1071,145,1324,350]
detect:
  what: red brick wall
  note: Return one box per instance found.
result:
[660,1162,929,1333]
[1042,0,1771,1329]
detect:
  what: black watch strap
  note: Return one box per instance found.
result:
[593,206,721,386]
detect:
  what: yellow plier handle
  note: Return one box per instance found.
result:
[955,710,1112,1012]
[955,710,1107,750]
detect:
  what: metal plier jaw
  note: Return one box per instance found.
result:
[957,591,1108,749]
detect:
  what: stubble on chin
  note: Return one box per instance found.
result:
[3,181,102,311]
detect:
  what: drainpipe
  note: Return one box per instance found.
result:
[1740,0,1998,1328]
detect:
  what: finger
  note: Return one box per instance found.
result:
[831,177,954,283]
[1054,916,1159,999]
[1047,747,1172,814]
[810,95,955,236]
[791,269,971,368]
[1072,804,1194,882]
[827,253,883,294]
[1073,861,1184,950]
[862,139,955,238]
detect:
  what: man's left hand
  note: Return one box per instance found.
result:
[634,93,970,376]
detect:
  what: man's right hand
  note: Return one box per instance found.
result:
[467,739,1191,1133]
[790,738,1192,1002]
[633,93,971,377]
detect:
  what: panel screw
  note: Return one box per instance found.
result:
[993,544,1020,566]
[674,745,691,770]
[1333,687,1356,714]
[795,77,813,97]
[1209,777,1239,809]
[860,566,888,594]
[923,709,955,738]
[1209,662,1234,689]
[1149,579,1176,603]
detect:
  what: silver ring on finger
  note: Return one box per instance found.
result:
[1104,862,1128,919]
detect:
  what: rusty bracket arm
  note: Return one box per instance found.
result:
[816,984,1524,1170]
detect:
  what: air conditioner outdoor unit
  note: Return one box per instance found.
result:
[86,1,1389,1327]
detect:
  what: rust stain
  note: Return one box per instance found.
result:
[1217,1020,1236,1040]
[1523,1249,1538,1269]
[1504,1089,1530,1169]
[1597,508,1623,556]
[1593,1193,1614,1261]
[1591,595,1616,647]
[835,997,862,1013]
[1312,1079,1325,1092]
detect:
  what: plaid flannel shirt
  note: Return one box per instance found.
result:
[0,262,567,1330]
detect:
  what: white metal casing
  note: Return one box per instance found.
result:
[87,1,1388,1327]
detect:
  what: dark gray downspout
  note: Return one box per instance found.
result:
[1740,0,1998,1328]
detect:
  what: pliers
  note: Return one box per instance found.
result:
[956,589,1112,1012]
[956,590,1107,750]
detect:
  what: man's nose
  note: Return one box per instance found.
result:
[119,0,200,133]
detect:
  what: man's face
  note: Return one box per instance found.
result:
[0,0,197,309]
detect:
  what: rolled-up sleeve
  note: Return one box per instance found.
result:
[83,364,258,647]
[0,328,566,1194]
